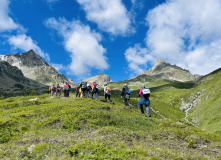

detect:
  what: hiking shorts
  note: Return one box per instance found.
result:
[138,97,150,106]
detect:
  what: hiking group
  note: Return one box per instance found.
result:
[50,81,151,117]
[49,82,71,98]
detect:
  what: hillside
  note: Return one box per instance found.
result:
[0,50,74,86]
[188,67,221,133]
[0,60,48,96]
[0,94,220,159]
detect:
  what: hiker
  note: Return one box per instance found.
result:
[104,83,113,104]
[121,83,130,108]
[56,83,61,97]
[76,84,81,97]
[63,82,69,97]
[85,84,92,98]
[81,82,87,98]
[138,84,151,117]
[67,82,71,97]
[50,84,57,97]
[91,81,99,100]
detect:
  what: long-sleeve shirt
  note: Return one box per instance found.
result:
[138,88,143,96]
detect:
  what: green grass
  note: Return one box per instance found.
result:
[0,92,220,159]
[0,69,221,159]
[188,68,221,133]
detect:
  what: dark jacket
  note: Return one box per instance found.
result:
[121,86,128,96]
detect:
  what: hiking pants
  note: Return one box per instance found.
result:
[76,90,80,97]
[56,89,61,97]
[51,90,56,97]
[124,96,129,106]
[140,104,150,116]
[82,90,85,98]
[86,90,90,98]
[91,90,99,100]
[105,94,112,103]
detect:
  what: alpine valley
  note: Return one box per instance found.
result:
[0,50,220,159]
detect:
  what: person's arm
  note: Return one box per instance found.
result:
[121,87,125,97]
[138,88,143,97]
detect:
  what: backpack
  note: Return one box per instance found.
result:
[126,88,131,95]
[81,82,87,89]
[49,86,51,91]
[96,84,100,90]
[143,88,150,98]
[87,84,91,90]
[107,86,111,92]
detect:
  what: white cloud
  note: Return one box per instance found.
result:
[0,0,19,32]
[50,63,65,71]
[144,0,221,75]
[76,0,133,35]
[8,34,50,61]
[45,18,109,76]
[125,44,154,74]
[0,0,50,62]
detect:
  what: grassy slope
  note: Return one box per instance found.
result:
[0,93,221,159]
[189,68,221,133]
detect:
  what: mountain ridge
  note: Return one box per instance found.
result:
[0,50,74,86]
[0,60,47,96]
[139,58,202,82]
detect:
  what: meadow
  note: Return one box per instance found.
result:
[0,79,221,160]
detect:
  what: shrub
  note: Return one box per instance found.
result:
[30,90,36,96]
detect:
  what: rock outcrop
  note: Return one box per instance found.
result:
[80,74,113,85]
[0,50,74,86]
[140,58,201,82]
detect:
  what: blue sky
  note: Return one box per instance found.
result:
[1,0,221,83]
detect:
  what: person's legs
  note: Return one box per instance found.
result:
[105,94,107,102]
[140,104,144,114]
[82,90,84,98]
[95,91,99,100]
[76,90,79,97]
[108,95,112,102]
[91,91,94,99]
[124,96,129,106]
[146,105,150,116]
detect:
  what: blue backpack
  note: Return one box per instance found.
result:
[126,88,131,95]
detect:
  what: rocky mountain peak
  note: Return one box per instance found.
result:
[80,74,113,85]
[140,58,201,82]
[154,58,166,66]
[0,50,74,86]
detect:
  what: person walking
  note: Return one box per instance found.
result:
[64,82,69,97]
[138,84,151,117]
[50,84,57,97]
[81,82,87,98]
[91,81,99,100]
[56,83,61,97]
[86,84,92,98]
[76,84,81,97]
[121,83,130,108]
[104,83,113,104]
